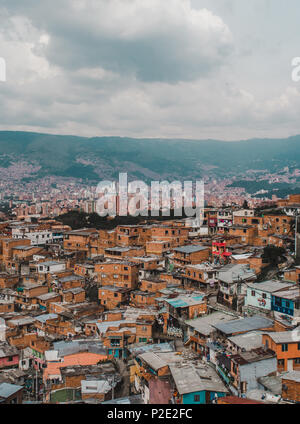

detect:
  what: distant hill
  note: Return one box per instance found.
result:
[1,131,300,186]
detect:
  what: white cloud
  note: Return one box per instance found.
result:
[0,0,300,140]
[2,0,234,82]
[0,12,59,84]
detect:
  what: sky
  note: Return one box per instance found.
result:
[0,0,300,140]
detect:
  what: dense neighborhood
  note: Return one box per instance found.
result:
[0,193,300,404]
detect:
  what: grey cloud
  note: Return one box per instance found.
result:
[0,0,300,140]
[3,0,234,83]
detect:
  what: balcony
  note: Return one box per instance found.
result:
[216,364,234,385]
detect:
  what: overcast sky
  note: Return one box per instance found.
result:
[1,0,300,140]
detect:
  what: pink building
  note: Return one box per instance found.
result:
[0,342,19,369]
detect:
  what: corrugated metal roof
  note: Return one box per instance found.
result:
[282,371,300,383]
[165,294,204,308]
[185,312,236,336]
[174,245,208,254]
[228,331,264,351]
[35,313,58,323]
[138,352,167,370]
[0,382,23,399]
[247,280,295,293]
[169,364,228,395]
[266,330,300,343]
[213,315,274,335]
[39,261,64,267]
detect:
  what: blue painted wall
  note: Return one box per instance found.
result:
[108,348,122,358]
[182,390,226,404]
[271,295,294,316]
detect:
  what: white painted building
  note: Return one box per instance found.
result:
[38,261,66,274]
[0,317,6,342]
[233,209,255,218]
[217,209,233,228]
[12,226,53,246]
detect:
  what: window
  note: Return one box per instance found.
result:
[294,358,300,364]
[8,356,13,362]
[262,293,267,299]
[275,297,281,307]
[278,359,284,366]
[281,343,288,352]
[251,290,256,297]
[298,343,300,350]
[86,385,97,391]
[194,395,200,402]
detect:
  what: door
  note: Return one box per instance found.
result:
[287,359,293,371]
[205,391,210,404]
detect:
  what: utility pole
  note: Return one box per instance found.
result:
[112,374,115,400]
[295,213,298,258]
[35,367,38,402]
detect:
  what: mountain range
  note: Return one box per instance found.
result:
[1,131,300,190]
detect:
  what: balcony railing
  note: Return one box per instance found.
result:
[216,365,233,385]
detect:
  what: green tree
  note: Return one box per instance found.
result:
[262,246,286,266]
